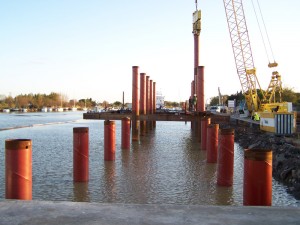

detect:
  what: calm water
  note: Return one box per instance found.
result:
[0,111,299,206]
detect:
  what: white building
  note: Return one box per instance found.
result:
[156,91,165,109]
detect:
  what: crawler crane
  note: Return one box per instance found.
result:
[221,0,296,134]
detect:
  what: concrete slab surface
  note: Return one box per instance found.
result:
[0,200,300,225]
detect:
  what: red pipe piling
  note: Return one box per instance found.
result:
[150,80,153,114]
[140,73,146,135]
[149,80,153,130]
[193,30,199,112]
[194,33,199,69]
[132,66,139,115]
[146,76,150,115]
[73,127,89,182]
[206,124,219,163]
[121,117,131,149]
[104,120,116,161]
[153,81,156,128]
[140,73,146,115]
[217,128,235,186]
[197,66,205,112]
[243,149,272,206]
[200,117,211,150]
[5,139,32,200]
[146,76,150,132]
[190,80,195,115]
[191,80,195,98]
[132,66,140,141]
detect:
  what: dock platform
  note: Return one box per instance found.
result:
[1,200,299,225]
[83,111,231,124]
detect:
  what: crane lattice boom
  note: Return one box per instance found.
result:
[223,0,264,112]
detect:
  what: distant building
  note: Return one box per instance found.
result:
[126,103,132,110]
[126,92,164,110]
[156,91,165,109]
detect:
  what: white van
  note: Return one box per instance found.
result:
[209,105,228,113]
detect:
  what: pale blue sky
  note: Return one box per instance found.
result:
[1,0,299,103]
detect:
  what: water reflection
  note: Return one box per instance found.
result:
[215,186,234,205]
[0,115,299,206]
[101,161,117,202]
[73,182,90,202]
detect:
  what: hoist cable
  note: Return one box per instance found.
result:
[256,0,276,62]
[250,0,270,63]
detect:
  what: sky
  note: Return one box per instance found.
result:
[1,0,300,104]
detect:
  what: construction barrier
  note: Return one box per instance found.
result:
[260,112,296,135]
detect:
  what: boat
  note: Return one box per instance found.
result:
[41,107,48,112]
[71,99,77,111]
[3,108,10,113]
[56,94,64,112]
[82,99,88,111]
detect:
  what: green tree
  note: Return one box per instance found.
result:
[5,96,15,108]
[210,96,219,106]
[102,101,109,109]
[78,98,96,108]
[34,94,44,109]
[15,95,29,108]
[113,101,122,108]
[281,87,297,103]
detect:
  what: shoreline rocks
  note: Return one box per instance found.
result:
[228,122,300,200]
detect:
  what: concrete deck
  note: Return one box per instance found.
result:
[0,201,299,225]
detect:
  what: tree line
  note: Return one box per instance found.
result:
[1,87,299,111]
[0,92,130,111]
[0,92,96,110]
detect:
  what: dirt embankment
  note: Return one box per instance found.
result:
[227,122,300,200]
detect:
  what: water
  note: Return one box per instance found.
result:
[0,111,299,206]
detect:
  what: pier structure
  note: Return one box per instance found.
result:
[83,62,230,137]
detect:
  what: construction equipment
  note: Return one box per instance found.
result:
[222,0,296,134]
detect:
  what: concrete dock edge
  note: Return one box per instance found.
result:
[0,200,299,225]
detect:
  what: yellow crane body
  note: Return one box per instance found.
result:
[222,0,296,134]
